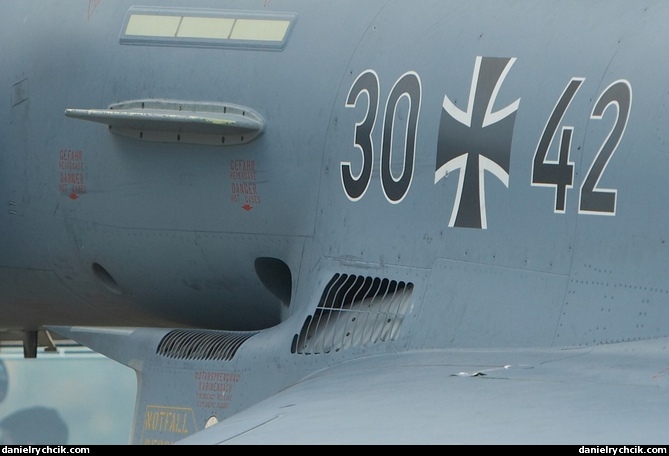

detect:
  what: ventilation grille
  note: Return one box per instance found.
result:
[292,274,414,355]
[157,329,258,361]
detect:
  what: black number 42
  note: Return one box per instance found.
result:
[532,78,632,215]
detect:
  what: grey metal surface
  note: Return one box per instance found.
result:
[2,0,669,445]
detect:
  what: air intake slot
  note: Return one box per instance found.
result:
[255,257,292,307]
[157,329,258,361]
[292,274,413,354]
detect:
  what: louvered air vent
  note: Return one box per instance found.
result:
[157,329,258,361]
[292,274,413,354]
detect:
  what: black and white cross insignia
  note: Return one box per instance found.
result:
[435,56,520,229]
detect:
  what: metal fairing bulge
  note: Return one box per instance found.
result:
[1,0,668,445]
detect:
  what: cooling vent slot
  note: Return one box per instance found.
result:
[157,329,258,361]
[292,274,414,355]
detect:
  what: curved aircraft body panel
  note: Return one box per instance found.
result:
[1,0,669,445]
[176,338,669,445]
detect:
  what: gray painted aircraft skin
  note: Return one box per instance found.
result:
[2,0,669,444]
